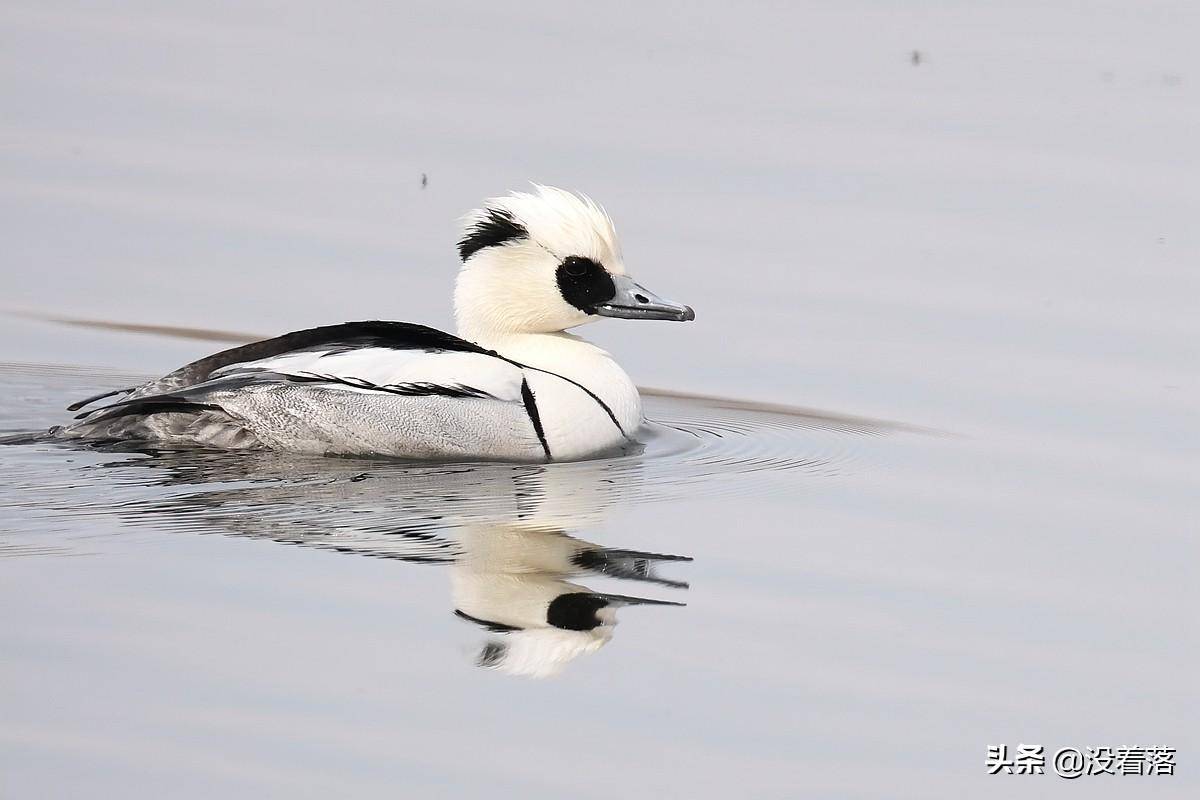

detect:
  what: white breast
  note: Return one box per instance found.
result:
[479,332,643,461]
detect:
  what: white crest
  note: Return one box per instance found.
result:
[461,184,625,273]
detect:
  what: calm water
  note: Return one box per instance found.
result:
[2,2,1197,798]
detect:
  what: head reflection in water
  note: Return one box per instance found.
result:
[453,522,688,678]
[90,446,691,678]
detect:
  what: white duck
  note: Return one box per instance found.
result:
[60,186,694,461]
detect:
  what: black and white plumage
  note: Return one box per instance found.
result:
[59,187,695,461]
[450,518,688,678]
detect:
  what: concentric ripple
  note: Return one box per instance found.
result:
[0,362,915,560]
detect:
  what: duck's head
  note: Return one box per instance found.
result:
[453,185,694,339]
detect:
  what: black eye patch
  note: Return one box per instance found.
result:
[546,592,609,631]
[556,257,615,313]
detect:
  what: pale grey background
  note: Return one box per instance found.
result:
[1,1,1196,798]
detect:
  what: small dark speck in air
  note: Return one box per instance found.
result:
[911,50,922,66]
[421,173,428,189]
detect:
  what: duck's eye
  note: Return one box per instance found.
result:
[563,257,590,277]
[556,257,616,312]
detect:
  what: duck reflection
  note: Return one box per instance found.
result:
[452,522,687,677]
[86,447,691,677]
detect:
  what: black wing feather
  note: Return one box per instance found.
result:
[155,321,491,390]
[66,387,134,412]
[66,321,494,412]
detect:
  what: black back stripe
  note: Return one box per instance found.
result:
[520,378,552,460]
[153,321,490,392]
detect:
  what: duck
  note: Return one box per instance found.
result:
[58,185,695,461]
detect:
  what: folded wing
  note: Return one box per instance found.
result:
[63,322,550,460]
